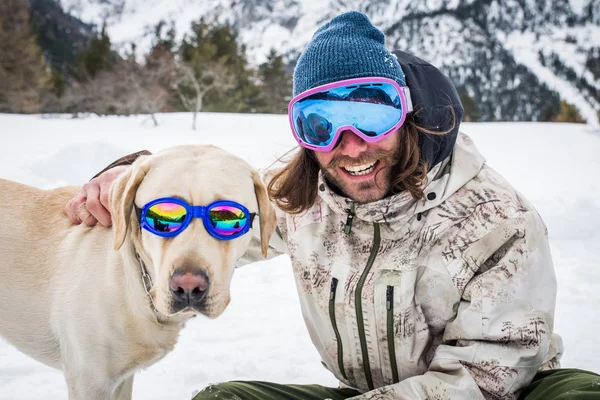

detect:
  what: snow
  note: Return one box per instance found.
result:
[504,30,600,128]
[568,0,590,15]
[0,112,599,399]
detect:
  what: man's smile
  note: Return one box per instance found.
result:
[342,161,377,176]
[338,160,384,183]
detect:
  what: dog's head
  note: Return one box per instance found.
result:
[108,145,276,318]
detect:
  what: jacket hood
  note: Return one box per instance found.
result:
[393,50,464,168]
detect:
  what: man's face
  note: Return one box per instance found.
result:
[314,129,400,203]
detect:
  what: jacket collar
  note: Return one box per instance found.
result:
[316,132,486,228]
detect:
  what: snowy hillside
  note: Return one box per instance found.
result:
[58,0,600,125]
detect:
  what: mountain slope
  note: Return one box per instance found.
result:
[32,0,94,71]
[59,0,600,125]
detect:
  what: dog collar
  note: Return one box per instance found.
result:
[135,252,161,316]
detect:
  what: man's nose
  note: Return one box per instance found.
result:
[338,130,368,157]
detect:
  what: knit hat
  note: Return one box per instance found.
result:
[293,11,406,96]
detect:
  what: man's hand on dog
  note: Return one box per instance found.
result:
[64,165,130,227]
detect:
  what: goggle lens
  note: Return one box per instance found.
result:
[209,205,248,236]
[145,202,187,233]
[291,82,404,148]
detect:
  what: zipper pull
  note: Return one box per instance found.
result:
[330,278,339,300]
[344,202,356,234]
[386,286,393,310]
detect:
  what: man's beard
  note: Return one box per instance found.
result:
[319,147,400,202]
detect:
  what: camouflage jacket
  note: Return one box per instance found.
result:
[247,132,563,399]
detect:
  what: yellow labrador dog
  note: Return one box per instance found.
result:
[0,145,276,400]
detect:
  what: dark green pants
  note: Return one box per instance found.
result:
[192,369,600,400]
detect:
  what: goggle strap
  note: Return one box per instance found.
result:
[135,205,142,223]
[403,86,414,113]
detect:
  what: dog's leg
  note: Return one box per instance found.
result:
[113,376,134,400]
[64,369,80,400]
[64,366,115,400]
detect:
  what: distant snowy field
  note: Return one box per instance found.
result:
[0,112,599,399]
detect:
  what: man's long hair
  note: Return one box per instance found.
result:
[267,114,452,214]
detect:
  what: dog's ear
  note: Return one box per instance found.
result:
[251,169,277,258]
[109,156,150,250]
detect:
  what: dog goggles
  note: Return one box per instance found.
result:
[288,77,413,152]
[135,198,256,240]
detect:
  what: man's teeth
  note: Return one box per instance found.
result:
[343,162,376,176]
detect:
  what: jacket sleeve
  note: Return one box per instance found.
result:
[236,205,289,267]
[349,210,561,400]
[236,224,288,267]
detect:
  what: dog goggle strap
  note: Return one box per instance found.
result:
[288,77,413,152]
[134,198,256,240]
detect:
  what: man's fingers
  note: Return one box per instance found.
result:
[74,199,97,226]
[84,183,112,227]
[99,183,111,213]
[64,190,87,224]
[82,213,98,227]
[64,199,82,224]
[64,166,125,226]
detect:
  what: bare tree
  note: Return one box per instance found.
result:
[55,70,121,115]
[123,54,176,125]
[54,53,176,122]
[175,58,235,130]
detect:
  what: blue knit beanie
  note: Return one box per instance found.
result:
[293,11,406,96]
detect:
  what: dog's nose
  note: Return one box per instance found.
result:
[170,270,209,306]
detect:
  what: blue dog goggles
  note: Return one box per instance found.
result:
[135,197,256,240]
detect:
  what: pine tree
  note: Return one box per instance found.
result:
[148,20,177,57]
[259,49,292,114]
[78,25,113,78]
[0,0,51,113]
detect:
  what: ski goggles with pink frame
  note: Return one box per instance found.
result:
[288,77,413,152]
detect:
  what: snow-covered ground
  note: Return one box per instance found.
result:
[0,112,599,399]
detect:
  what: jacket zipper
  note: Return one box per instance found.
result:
[329,277,347,380]
[344,202,356,234]
[386,285,400,383]
[355,223,380,390]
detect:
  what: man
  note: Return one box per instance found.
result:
[66,11,599,400]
